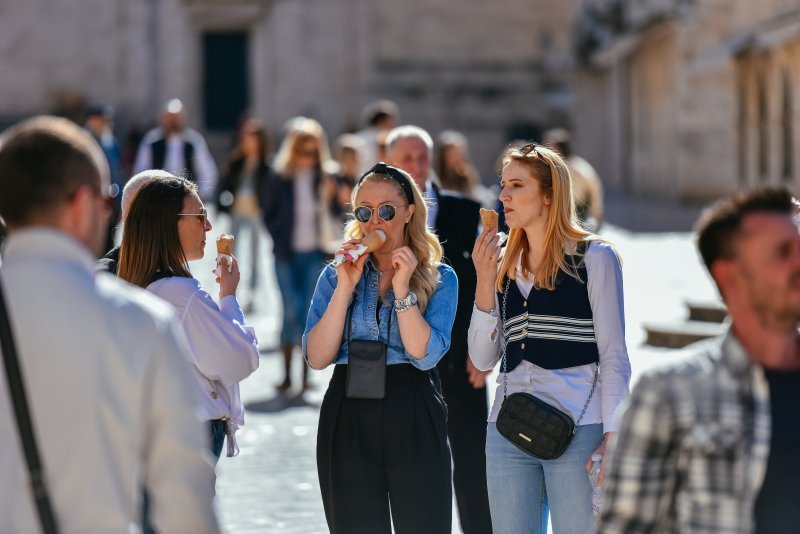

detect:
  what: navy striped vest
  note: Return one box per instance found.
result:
[499,251,599,371]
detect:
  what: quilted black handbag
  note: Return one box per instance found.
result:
[495,279,598,460]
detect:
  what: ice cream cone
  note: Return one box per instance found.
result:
[361,230,386,253]
[480,208,498,232]
[216,234,234,256]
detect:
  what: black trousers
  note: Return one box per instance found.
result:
[439,358,493,534]
[317,364,452,534]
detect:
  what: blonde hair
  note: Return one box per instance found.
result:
[344,170,443,313]
[496,143,600,292]
[272,117,333,177]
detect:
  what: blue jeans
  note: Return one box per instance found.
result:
[486,422,603,534]
[209,419,226,461]
[275,251,324,346]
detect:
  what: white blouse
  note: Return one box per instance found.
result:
[147,276,259,455]
[468,240,631,433]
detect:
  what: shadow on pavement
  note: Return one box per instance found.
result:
[245,392,319,413]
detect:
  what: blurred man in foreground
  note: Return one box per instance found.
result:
[600,187,800,532]
[0,116,218,533]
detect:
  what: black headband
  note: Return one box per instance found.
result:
[357,162,416,205]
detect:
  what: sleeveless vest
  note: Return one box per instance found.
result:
[151,137,196,183]
[499,248,599,371]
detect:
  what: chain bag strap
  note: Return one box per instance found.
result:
[495,277,599,460]
[0,276,59,534]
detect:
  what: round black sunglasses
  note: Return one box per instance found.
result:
[353,204,399,223]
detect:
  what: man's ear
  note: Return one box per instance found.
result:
[711,259,737,299]
[63,183,96,241]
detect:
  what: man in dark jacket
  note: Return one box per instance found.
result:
[387,125,493,534]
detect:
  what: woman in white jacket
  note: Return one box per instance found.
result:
[118,174,259,459]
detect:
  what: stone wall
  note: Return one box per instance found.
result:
[0,0,577,184]
[573,0,800,200]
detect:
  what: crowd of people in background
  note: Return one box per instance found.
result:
[0,95,796,534]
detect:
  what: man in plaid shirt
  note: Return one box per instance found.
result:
[599,187,800,533]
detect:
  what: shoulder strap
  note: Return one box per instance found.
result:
[0,277,59,534]
[500,275,599,424]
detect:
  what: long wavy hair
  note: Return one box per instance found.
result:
[344,169,443,313]
[118,176,195,288]
[496,143,599,292]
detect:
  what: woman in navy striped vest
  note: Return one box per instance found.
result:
[468,143,631,533]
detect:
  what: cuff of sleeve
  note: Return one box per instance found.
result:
[219,295,246,324]
[473,303,498,317]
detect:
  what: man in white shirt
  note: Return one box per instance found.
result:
[133,99,218,200]
[0,116,219,533]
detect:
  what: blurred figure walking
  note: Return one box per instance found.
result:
[85,103,123,253]
[216,118,272,306]
[133,98,219,200]
[356,100,399,172]
[263,117,333,392]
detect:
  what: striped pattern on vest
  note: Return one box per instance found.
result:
[499,246,599,371]
[504,313,596,344]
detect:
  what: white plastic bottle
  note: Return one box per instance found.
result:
[589,453,604,519]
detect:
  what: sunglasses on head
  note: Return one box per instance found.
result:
[517,142,543,158]
[353,203,401,223]
[177,206,208,224]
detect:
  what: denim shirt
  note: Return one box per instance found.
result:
[302,257,458,371]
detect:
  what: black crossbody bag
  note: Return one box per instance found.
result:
[0,276,59,533]
[495,278,599,460]
[345,295,390,399]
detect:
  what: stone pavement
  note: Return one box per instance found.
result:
[194,199,720,533]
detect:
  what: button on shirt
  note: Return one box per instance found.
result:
[302,259,458,371]
[468,240,631,432]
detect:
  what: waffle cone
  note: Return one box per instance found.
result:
[479,208,499,231]
[216,234,235,256]
[361,230,386,253]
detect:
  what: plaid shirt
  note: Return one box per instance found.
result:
[598,329,771,533]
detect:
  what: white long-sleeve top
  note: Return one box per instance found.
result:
[146,277,259,454]
[0,229,218,533]
[468,240,631,433]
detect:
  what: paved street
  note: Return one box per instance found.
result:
[194,195,720,533]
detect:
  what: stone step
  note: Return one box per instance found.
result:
[643,320,726,349]
[686,299,727,323]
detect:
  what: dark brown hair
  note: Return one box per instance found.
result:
[117,177,195,287]
[0,116,106,225]
[695,186,793,271]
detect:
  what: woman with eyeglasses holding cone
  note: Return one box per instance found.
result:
[303,163,458,533]
[118,175,259,460]
[469,143,631,533]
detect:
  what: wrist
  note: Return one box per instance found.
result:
[393,284,410,299]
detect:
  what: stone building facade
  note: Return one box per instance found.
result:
[573,0,800,200]
[0,0,575,182]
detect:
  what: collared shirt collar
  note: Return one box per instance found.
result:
[721,325,765,377]
[3,228,96,274]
